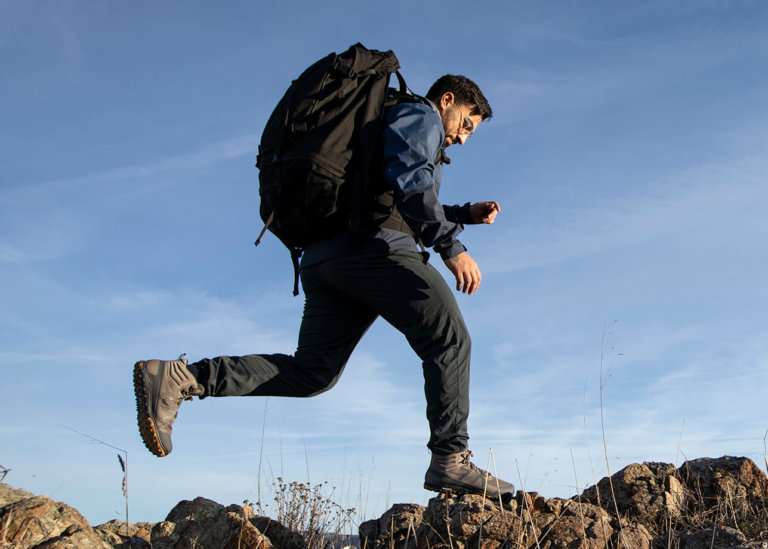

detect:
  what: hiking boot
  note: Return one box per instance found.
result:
[424,450,516,504]
[133,356,203,457]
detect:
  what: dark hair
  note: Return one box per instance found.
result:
[426,75,493,121]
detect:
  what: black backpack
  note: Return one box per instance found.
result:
[255,43,407,294]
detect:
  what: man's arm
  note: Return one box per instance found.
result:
[441,203,499,295]
[443,252,482,295]
[444,201,501,225]
[469,201,500,224]
[381,103,465,258]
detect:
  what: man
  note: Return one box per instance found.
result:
[133,74,516,503]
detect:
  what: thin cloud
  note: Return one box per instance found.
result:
[480,161,766,274]
[0,134,259,199]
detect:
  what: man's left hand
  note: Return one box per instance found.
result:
[469,201,501,224]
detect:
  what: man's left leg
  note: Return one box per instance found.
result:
[324,251,515,502]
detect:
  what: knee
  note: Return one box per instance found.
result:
[302,371,342,397]
[292,353,347,397]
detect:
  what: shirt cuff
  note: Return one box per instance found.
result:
[443,202,474,225]
[435,240,467,260]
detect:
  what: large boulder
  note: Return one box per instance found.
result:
[580,461,684,525]
[679,456,768,516]
[0,483,35,506]
[359,456,768,549]
[94,519,153,548]
[360,492,653,549]
[359,503,425,549]
[0,487,111,549]
[150,496,273,549]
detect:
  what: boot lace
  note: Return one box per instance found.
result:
[460,450,493,478]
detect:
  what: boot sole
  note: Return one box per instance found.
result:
[133,361,167,457]
[424,482,465,495]
[424,483,514,505]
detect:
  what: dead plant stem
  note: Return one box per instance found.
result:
[515,458,541,549]
[63,426,130,534]
[599,326,626,549]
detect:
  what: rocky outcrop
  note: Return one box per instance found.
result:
[360,490,654,549]
[149,496,273,549]
[0,488,113,548]
[2,456,767,549]
[94,520,153,548]
[360,456,768,549]
[0,483,306,549]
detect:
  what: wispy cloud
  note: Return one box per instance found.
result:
[478,159,767,274]
[0,134,259,264]
[1,134,259,200]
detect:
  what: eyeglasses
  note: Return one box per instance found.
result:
[456,104,475,136]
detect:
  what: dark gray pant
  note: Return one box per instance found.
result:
[191,250,471,454]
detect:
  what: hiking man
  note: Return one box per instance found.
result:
[134,73,516,502]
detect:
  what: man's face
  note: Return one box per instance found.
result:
[437,92,483,147]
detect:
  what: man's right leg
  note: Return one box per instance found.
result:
[134,262,377,456]
[192,264,378,398]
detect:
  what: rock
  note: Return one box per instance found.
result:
[3,455,768,549]
[250,515,308,549]
[664,526,747,548]
[359,503,425,549]
[358,492,652,549]
[0,483,35,507]
[150,497,272,549]
[359,456,768,549]
[580,461,683,525]
[679,456,768,516]
[0,491,111,549]
[94,519,152,548]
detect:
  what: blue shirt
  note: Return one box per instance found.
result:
[301,100,469,268]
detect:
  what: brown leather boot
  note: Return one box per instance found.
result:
[424,450,516,503]
[133,356,203,457]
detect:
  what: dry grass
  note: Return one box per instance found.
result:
[254,476,356,549]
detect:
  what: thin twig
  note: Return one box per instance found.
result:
[257,399,269,514]
[599,324,627,549]
[488,448,506,516]
[763,429,768,477]
[675,418,686,467]
[63,426,130,534]
[569,449,588,545]
[515,458,541,549]
[583,378,610,546]
[537,499,574,546]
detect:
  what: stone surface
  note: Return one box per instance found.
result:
[359,503,425,549]
[3,455,768,548]
[250,514,308,549]
[580,461,683,524]
[150,497,272,549]
[359,456,768,549]
[680,456,768,515]
[0,489,111,549]
[94,519,152,548]
[0,483,35,507]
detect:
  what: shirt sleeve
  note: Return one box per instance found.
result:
[443,202,473,225]
[381,103,466,260]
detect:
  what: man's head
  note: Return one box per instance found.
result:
[426,75,492,146]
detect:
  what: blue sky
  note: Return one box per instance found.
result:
[2,0,767,529]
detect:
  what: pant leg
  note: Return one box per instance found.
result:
[192,262,377,398]
[312,251,471,454]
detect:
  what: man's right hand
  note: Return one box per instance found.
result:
[443,252,482,295]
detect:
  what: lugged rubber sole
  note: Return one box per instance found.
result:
[133,361,167,457]
[424,483,463,495]
[424,482,514,504]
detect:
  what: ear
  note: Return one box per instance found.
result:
[439,92,455,110]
